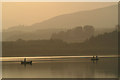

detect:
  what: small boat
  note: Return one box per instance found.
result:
[91,56,99,60]
[21,58,32,64]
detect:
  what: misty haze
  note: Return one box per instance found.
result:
[2,2,119,79]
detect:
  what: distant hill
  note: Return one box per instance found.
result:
[6,5,117,31]
[31,5,117,30]
[2,30,118,57]
[3,5,117,41]
[3,28,64,41]
[51,25,95,43]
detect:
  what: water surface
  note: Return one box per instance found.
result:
[2,56,118,78]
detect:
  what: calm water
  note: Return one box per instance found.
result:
[2,56,118,78]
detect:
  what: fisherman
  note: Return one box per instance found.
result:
[96,56,98,59]
[24,58,26,62]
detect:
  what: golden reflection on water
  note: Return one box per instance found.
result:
[0,55,118,61]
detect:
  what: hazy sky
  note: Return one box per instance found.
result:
[2,2,117,29]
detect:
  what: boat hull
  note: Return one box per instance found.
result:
[21,61,32,64]
[91,58,99,60]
